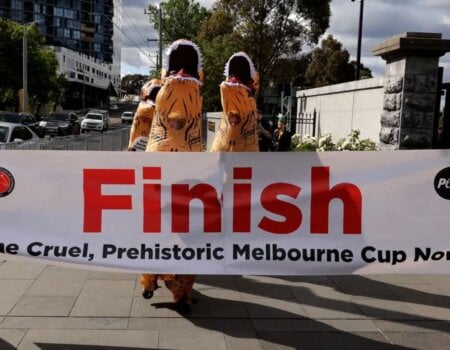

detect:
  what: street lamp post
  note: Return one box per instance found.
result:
[352,0,365,80]
[22,23,33,113]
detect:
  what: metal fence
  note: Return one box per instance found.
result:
[0,128,130,151]
[288,109,317,138]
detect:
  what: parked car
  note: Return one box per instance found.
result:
[0,122,40,144]
[0,111,42,137]
[110,104,119,111]
[39,111,81,137]
[81,109,110,133]
[121,111,134,124]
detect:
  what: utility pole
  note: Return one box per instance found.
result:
[146,3,164,71]
[158,5,163,71]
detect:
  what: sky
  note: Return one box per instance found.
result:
[119,0,450,83]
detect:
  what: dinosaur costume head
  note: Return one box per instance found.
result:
[128,79,162,151]
[147,39,204,152]
[211,52,259,152]
[140,78,162,105]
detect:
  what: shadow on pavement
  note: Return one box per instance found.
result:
[198,275,450,334]
[0,339,15,350]
[36,345,161,350]
[280,275,450,310]
[152,291,416,350]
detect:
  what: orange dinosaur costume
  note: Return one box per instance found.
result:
[211,52,259,152]
[140,39,204,307]
[128,79,162,151]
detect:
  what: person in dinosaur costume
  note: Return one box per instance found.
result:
[211,52,259,152]
[140,39,204,309]
[127,79,162,151]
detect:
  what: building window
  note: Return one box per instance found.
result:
[54,7,64,17]
[12,0,22,10]
[64,9,74,19]
[72,30,80,39]
[64,29,70,38]
[11,10,22,21]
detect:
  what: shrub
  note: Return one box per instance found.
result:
[291,130,378,152]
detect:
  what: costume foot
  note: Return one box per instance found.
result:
[175,298,191,315]
[142,290,154,299]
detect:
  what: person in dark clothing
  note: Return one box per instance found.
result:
[256,110,272,152]
[272,116,291,151]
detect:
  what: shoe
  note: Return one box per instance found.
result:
[142,290,154,299]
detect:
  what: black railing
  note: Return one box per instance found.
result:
[288,109,316,138]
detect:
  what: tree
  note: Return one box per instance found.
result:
[349,60,373,80]
[0,19,63,111]
[197,9,242,110]
[305,35,372,88]
[121,74,149,96]
[213,0,332,107]
[147,0,211,44]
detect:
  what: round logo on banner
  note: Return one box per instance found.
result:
[0,168,15,198]
[434,167,450,200]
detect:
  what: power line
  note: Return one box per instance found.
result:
[120,1,152,50]
[95,12,157,67]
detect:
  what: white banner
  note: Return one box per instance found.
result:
[0,150,449,275]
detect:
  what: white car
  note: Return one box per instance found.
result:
[110,104,119,111]
[81,110,109,133]
[121,111,134,124]
[0,122,40,144]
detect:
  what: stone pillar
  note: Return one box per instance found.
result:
[373,32,450,149]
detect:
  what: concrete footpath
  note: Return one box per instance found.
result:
[0,259,449,350]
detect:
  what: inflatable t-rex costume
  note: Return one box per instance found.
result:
[128,79,162,151]
[140,39,204,308]
[211,52,259,152]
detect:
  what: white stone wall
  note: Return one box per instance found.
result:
[296,77,385,143]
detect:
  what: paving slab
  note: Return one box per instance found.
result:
[0,317,128,330]
[252,318,380,333]
[224,331,263,350]
[0,329,26,349]
[245,298,308,318]
[236,279,296,300]
[70,280,134,317]
[351,298,422,320]
[25,265,89,296]
[0,280,34,316]
[256,331,396,350]
[128,317,254,332]
[372,320,450,334]
[384,332,450,349]
[159,329,227,350]
[16,329,159,350]
[8,296,76,317]
[0,261,45,280]
[88,270,138,281]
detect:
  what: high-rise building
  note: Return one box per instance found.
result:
[0,0,121,109]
